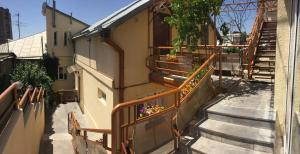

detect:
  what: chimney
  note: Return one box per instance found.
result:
[52,0,56,27]
[70,12,73,24]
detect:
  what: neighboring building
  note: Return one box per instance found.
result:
[0,31,46,59]
[0,7,12,44]
[0,53,15,93]
[222,31,244,45]
[42,2,89,91]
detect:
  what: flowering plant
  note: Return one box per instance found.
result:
[138,104,165,118]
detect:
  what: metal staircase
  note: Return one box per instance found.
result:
[252,21,277,83]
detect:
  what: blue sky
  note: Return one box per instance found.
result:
[0,0,134,40]
[0,0,255,40]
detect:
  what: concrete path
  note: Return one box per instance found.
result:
[39,102,89,154]
[217,81,274,110]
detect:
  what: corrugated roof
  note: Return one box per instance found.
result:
[74,0,151,38]
[0,31,46,59]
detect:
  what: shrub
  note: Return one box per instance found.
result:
[11,62,54,106]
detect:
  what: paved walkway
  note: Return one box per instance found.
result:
[218,81,274,110]
[39,102,89,154]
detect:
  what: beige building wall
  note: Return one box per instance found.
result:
[75,36,117,128]
[111,9,150,88]
[0,110,26,154]
[275,0,292,133]
[0,101,45,154]
[44,6,88,91]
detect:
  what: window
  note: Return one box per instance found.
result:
[64,32,68,46]
[54,32,57,46]
[57,66,68,80]
[98,88,106,104]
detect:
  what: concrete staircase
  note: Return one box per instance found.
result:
[191,82,276,154]
[252,21,277,83]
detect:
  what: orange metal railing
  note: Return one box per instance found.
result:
[111,52,217,153]
[0,83,45,133]
[245,1,266,79]
[68,112,112,153]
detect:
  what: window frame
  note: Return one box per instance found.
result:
[57,66,68,80]
[98,88,107,104]
[64,32,68,46]
[54,31,57,46]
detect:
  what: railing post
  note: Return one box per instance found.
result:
[218,47,222,89]
[103,133,108,150]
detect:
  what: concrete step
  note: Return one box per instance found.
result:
[252,75,275,84]
[207,104,276,129]
[255,59,276,64]
[259,42,276,45]
[253,65,275,69]
[261,31,277,33]
[261,27,276,31]
[253,75,274,79]
[199,119,274,153]
[259,41,276,44]
[191,137,272,154]
[253,66,275,72]
[261,33,276,36]
[251,77,275,84]
[256,57,276,61]
[260,38,276,41]
[256,53,276,58]
[252,71,275,77]
[258,45,276,51]
[258,50,276,53]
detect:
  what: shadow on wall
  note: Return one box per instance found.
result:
[0,102,45,154]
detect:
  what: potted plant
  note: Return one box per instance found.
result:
[166,49,178,62]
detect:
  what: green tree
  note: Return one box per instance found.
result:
[11,62,53,91]
[11,62,55,107]
[165,0,222,52]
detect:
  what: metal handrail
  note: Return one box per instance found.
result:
[111,53,217,153]
[245,2,265,79]
[68,112,112,151]
[0,83,45,133]
[17,88,31,109]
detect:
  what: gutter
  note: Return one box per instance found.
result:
[103,38,125,103]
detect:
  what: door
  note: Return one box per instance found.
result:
[153,13,171,55]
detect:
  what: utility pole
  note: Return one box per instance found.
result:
[17,13,20,39]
